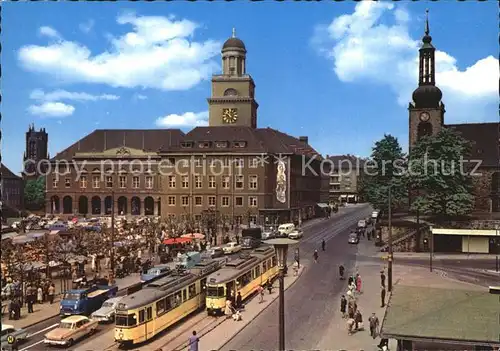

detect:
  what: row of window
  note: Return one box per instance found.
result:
[167,195,258,207]
[236,257,277,289]
[52,175,154,189]
[166,214,258,225]
[164,157,261,168]
[168,175,258,190]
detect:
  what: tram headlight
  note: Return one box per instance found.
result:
[118,330,124,340]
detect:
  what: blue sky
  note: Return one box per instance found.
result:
[2,1,498,174]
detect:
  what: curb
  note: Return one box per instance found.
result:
[216,265,306,351]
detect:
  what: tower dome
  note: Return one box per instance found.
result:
[412,85,442,108]
[222,28,246,53]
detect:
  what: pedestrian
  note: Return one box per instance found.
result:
[48,283,55,304]
[313,250,318,263]
[293,260,299,276]
[37,286,43,304]
[378,338,389,350]
[356,274,362,294]
[188,330,199,351]
[346,317,355,335]
[354,309,363,330]
[267,280,272,294]
[381,285,386,308]
[236,292,242,309]
[368,313,380,339]
[348,275,353,286]
[321,239,325,251]
[380,270,386,288]
[258,285,264,303]
[340,295,347,318]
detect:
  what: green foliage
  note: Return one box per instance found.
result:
[24,176,46,210]
[361,134,407,213]
[408,128,474,217]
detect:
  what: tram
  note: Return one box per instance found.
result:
[205,246,278,315]
[113,260,220,347]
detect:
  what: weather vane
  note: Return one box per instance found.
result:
[232,27,236,38]
[425,9,430,35]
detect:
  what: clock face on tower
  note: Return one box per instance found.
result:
[222,108,238,124]
[419,112,430,122]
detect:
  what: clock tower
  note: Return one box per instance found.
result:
[408,10,445,151]
[208,29,259,128]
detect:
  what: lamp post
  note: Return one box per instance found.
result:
[387,186,393,292]
[429,225,433,272]
[496,225,499,272]
[109,191,116,284]
[266,237,298,351]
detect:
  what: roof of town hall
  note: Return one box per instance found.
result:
[381,285,500,346]
[50,126,322,161]
[446,122,499,167]
[1,163,21,179]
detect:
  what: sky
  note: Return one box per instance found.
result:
[2,1,498,174]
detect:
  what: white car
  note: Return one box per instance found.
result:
[90,296,124,323]
[357,219,367,228]
[223,242,242,254]
[288,230,303,239]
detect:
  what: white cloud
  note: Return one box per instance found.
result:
[39,26,61,39]
[314,2,499,122]
[156,111,208,127]
[19,12,221,91]
[28,102,75,117]
[133,93,148,100]
[79,19,95,33]
[30,89,119,102]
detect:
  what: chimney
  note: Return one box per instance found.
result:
[299,136,308,145]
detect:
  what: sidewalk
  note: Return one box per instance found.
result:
[147,265,305,351]
[1,273,142,329]
[317,237,486,351]
[377,252,499,260]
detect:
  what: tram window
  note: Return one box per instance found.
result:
[255,266,261,278]
[263,261,267,271]
[238,271,252,287]
[165,295,173,311]
[146,307,152,320]
[116,314,136,326]
[271,257,277,267]
[138,309,145,324]
[156,299,165,316]
[174,291,182,306]
[182,289,187,301]
[207,286,224,297]
[188,284,196,298]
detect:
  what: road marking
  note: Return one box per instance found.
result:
[20,339,44,351]
[27,323,59,338]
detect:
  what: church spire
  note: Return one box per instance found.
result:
[425,8,430,36]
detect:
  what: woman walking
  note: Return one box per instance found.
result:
[356,274,362,294]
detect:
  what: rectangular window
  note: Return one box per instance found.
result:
[249,196,258,207]
[52,178,58,189]
[233,158,243,168]
[235,175,244,189]
[223,158,230,167]
[235,197,243,207]
[208,196,216,207]
[195,196,202,206]
[181,196,189,206]
[263,261,267,272]
[79,176,87,189]
[222,176,230,189]
[165,295,173,311]
[222,196,229,207]
[132,176,140,189]
[139,310,145,323]
[249,157,259,168]
[182,289,187,302]
[145,176,153,189]
[168,196,176,206]
[235,216,242,225]
[249,215,257,224]
[92,176,100,189]
[169,175,176,188]
[106,176,113,188]
[194,158,202,167]
[182,176,189,189]
[65,178,71,187]
[119,176,126,188]
[168,214,175,219]
[208,176,216,189]
[146,307,152,321]
[156,299,165,316]
[188,284,196,298]
[254,265,261,279]
[194,214,202,221]
[249,175,258,189]
[195,176,202,189]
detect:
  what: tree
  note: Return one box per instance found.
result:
[408,128,474,217]
[1,239,30,303]
[24,176,46,210]
[361,135,407,214]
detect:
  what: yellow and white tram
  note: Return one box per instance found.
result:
[206,246,278,315]
[114,260,219,347]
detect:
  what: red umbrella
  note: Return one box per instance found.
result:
[163,237,192,245]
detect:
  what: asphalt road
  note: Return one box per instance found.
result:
[221,204,373,351]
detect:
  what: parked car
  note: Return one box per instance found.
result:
[348,233,359,244]
[241,236,261,249]
[207,247,225,258]
[277,223,295,237]
[288,229,304,239]
[140,265,171,283]
[90,296,124,323]
[223,242,242,254]
[1,324,28,345]
[44,315,98,347]
[357,219,367,228]
[262,227,277,240]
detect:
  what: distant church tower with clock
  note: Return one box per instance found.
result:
[207,29,259,128]
[408,10,445,151]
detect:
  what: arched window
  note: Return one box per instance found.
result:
[223,88,238,96]
[78,196,88,215]
[417,122,433,140]
[63,196,73,214]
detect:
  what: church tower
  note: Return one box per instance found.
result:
[408,10,445,151]
[207,29,259,128]
[23,123,48,179]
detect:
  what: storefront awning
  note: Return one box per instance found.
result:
[316,203,329,208]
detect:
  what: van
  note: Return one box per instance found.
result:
[241,236,261,249]
[278,223,295,236]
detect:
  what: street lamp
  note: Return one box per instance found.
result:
[429,225,433,272]
[495,225,499,272]
[265,237,298,351]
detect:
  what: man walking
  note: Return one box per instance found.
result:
[368,313,380,339]
[340,295,347,318]
[321,239,326,251]
[188,330,199,351]
[380,270,386,288]
[381,285,386,308]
